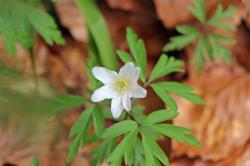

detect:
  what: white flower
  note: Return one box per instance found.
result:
[91,62,147,118]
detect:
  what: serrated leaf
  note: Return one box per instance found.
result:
[108,129,138,165]
[117,50,134,64]
[136,39,147,82]
[86,56,101,90]
[163,35,197,52]
[126,27,147,83]
[142,109,179,125]
[211,34,236,45]
[152,82,204,105]
[49,94,89,114]
[141,131,156,166]
[75,0,117,70]
[125,128,139,166]
[0,0,64,54]
[102,120,137,139]
[93,106,105,136]
[192,36,208,72]
[67,118,91,162]
[69,105,95,138]
[188,0,206,23]
[127,27,139,59]
[151,84,178,111]
[143,134,169,166]
[176,25,201,36]
[149,54,184,82]
[208,4,236,31]
[134,138,145,166]
[209,35,232,65]
[91,138,116,166]
[152,124,201,148]
[31,156,39,166]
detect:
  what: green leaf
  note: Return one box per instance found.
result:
[132,105,146,123]
[86,56,101,90]
[91,138,116,166]
[211,34,236,45]
[67,117,91,162]
[0,0,64,54]
[143,134,169,166]
[152,124,202,148]
[31,156,39,166]
[149,54,184,82]
[108,129,138,165]
[134,138,145,166]
[142,109,179,125]
[176,25,201,35]
[49,94,89,114]
[192,36,208,72]
[74,0,117,70]
[163,35,197,52]
[117,50,134,64]
[102,120,137,139]
[151,84,178,111]
[69,105,95,138]
[127,27,139,60]
[188,0,206,23]
[136,39,147,82]
[93,106,105,136]
[126,27,147,83]
[141,131,156,166]
[208,4,237,30]
[151,82,204,105]
[124,128,139,166]
[208,34,233,65]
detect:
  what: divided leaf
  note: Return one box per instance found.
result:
[151,84,178,111]
[91,139,116,166]
[187,0,206,23]
[142,109,179,125]
[108,129,139,166]
[49,94,89,114]
[102,120,137,139]
[208,4,237,30]
[0,0,64,54]
[149,55,184,82]
[117,50,134,64]
[141,131,156,166]
[126,27,147,83]
[152,124,201,148]
[93,106,105,136]
[142,133,169,166]
[67,105,95,162]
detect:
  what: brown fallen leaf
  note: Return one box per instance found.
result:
[172,65,249,162]
[55,0,87,42]
[105,0,155,13]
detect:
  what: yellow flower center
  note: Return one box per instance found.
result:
[114,77,129,93]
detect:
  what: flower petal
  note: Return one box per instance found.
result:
[91,84,118,102]
[111,96,124,118]
[92,67,118,84]
[119,62,140,83]
[130,84,147,98]
[122,92,131,111]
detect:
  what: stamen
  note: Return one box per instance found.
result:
[114,77,129,93]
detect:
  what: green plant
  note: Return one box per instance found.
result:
[66,27,204,166]
[0,0,64,54]
[163,0,237,72]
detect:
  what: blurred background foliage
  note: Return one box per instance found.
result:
[0,0,250,165]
